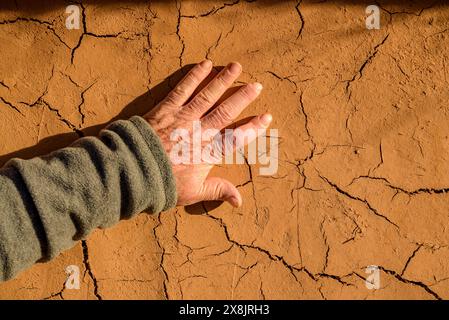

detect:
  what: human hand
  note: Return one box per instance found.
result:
[143,60,272,208]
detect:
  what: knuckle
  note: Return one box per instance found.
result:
[216,73,228,87]
[215,105,234,122]
[205,114,221,130]
[214,183,224,198]
[221,133,235,155]
[186,70,200,84]
[209,135,227,158]
[198,183,207,197]
[194,90,214,107]
[172,85,187,98]
[164,94,178,106]
[166,85,187,105]
[216,70,234,88]
[187,98,202,111]
[239,86,252,100]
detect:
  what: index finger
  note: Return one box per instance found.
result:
[162,60,213,107]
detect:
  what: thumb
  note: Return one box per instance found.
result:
[199,177,242,208]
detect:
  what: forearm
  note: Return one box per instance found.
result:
[0,116,177,281]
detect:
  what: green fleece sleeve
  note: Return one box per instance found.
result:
[0,116,177,282]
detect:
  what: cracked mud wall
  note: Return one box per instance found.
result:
[0,0,449,299]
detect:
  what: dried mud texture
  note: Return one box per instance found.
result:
[0,0,449,300]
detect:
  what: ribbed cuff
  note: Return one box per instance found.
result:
[128,116,177,211]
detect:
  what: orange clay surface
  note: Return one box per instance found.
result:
[0,0,449,299]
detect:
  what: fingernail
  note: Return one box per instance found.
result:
[231,196,242,208]
[254,82,263,93]
[200,59,212,69]
[228,62,242,74]
[260,113,272,127]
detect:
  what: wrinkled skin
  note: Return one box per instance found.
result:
[143,60,272,207]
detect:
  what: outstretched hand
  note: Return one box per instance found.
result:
[143,60,272,208]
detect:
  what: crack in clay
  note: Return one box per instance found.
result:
[232,261,258,291]
[294,165,322,193]
[292,168,304,266]
[77,82,97,128]
[99,278,154,283]
[175,0,185,68]
[42,280,66,300]
[0,81,10,89]
[411,117,425,158]
[341,212,362,245]
[145,29,153,90]
[387,53,410,79]
[181,0,241,18]
[71,3,146,64]
[242,154,265,227]
[205,25,235,59]
[318,217,330,272]
[81,240,102,300]
[315,273,353,286]
[143,5,154,91]
[265,71,298,92]
[71,2,87,64]
[179,274,207,284]
[279,93,320,170]
[60,72,82,89]
[295,0,305,39]
[320,174,400,229]
[0,17,70,49]
[298,91,316,157]
[154,212,171,300]
[318,285,326,299]
[344,34,390,100]
[259,281,266,299]
[368,141,384,175]
[377,266,442,300]
[42,288,65,300]
[201,204,352,290]
[201,205,302,285]
[401,244,422,276]
[425,28,449,40]
[20,66,83,135]
[375,1,438,18]
[0,96,23,115]
[349,175,449,198]
[206,32,223,60]
[345,107,354,142]
[178,0,257,67]
[40,100,84,137]
[12,68,86,136]
[25,66,55,107]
